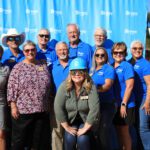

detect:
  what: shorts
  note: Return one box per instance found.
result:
[113,107,135,126]
[0,105,7,130]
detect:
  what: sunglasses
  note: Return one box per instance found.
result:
[132,47,143,51]
[113,51,125,55]
[95,53,105,58]
[70,70,85,76]
[7,36,21,42]
[24,48,36,53]
[39,34,50,38]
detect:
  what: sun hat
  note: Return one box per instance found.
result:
[1,28,25,47]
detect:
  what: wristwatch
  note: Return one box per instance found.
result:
[121,102,126,107]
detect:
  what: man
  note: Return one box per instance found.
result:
[51,41,72,150]
[129,40,150,150]
[36,28,57,67]
[93,27,114,64]
[67,23,93,68]
[1,28,25,69]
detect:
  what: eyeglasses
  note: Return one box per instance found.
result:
[113,51,125,55]
[39,34,50,38]
[95,35,105,38]
[95,53,105,58]
[7,36,21,42]
[132,47,143,51]
[70,70,85,76]
[24,48,36,53]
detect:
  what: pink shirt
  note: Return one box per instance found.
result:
[7,62,51,114]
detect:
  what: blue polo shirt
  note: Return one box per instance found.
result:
[47,39,58,49]
[36,45,57,67]
[1,48,24,69]
[129,57,150,102]
[68,40,93,69]
[52,58,72,93]
[92,40,114,65]
[92,64,115,103]
[114,61,135,108]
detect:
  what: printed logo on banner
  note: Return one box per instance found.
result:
[49,9,62,15]
[80,30,87,35]
[26,9,38,14]
[125,10,138,16]
[74,10,88,16]
[0,8,11,14]
[124,29,137,35]
[100,10,112,16]
[50,28,62,34]
[106,29,112,34]
[25,28,38,33]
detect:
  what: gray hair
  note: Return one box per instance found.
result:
[38,28,50,36]
[22,40,36,50]
[66,23,80,34]
[94,27,107,37]
[130,40,144,49]
[55,41,68,51]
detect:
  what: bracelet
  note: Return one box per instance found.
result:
[121,102,126,107]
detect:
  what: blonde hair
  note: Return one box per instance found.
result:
[66,71,93,94]
[90,47,108,76]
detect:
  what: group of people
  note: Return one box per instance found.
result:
[0,23,150,150]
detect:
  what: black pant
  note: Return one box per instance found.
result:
[11,112,50,150]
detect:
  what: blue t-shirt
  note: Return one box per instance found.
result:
[52,59,72,93]
[68,40,93,69]
[92,64,115,103]
[129,57,150,103]
[36,45,57,67]
[1,48,24,69]
[92,39,114,65]
[113,61,135,108]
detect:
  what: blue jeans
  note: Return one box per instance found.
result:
[98,103,116,150]
[135,100,150,150]
[64,123,91,150]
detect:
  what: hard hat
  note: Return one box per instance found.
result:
[69,57,87,71]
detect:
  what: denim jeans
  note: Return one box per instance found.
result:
[98,103,116,150]
[64,123,91,150]
[135,100,150,150]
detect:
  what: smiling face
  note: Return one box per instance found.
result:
[113,48,126,63]
[131,42,143,59]
[67,24,80,43]
[70,70,85,85]
[37,29,50,46]
[95,48,107,66]
[56,43,69,60]
[94,29,106,47]
[23,44,37,62]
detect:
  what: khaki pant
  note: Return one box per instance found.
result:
[50,110,64,150]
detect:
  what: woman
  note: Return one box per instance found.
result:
[112,42,135,150]
[90,47,116,150]
[7,40,51,150]
[129,40,150,150]
[0,45,10,150]
[54,57,100,150]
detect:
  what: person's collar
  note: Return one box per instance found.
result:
[69,39,82,48]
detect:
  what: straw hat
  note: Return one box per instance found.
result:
[1,28,25,47]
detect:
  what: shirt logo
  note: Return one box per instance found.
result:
[134,65,140,69]
[98,71,104,76]
[78,52,84,56]
[116,68,123,73]
[80,96,88,100]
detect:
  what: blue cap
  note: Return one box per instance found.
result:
[69,57,87,71]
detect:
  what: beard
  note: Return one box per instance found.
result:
[59,55,67,60]
[96,41,104,47]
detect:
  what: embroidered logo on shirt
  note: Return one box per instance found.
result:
[80,95,88,100]
[78,52,84,56]
[134,65,140,69]
[98,71,104,76]
[116,68,123,73]
[38,66,44,71]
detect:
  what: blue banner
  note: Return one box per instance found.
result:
[0,0,148,58]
